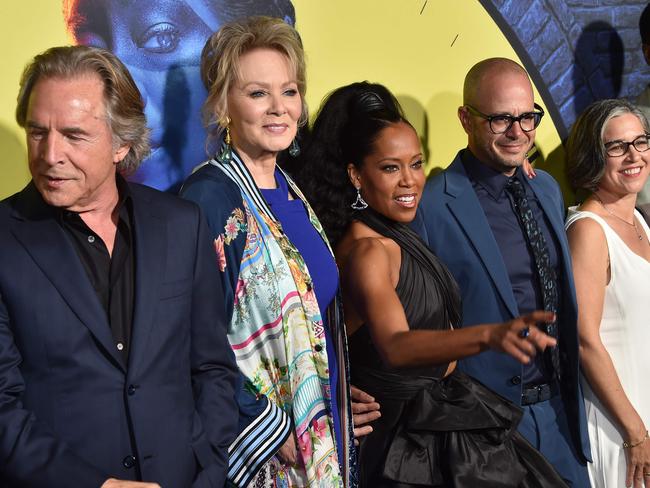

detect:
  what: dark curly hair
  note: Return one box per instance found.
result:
[294,81,410,245]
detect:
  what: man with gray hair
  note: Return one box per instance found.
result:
[0,45,237,487]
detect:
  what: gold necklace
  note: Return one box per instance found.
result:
[592,193,644,241]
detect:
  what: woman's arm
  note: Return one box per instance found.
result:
[342,238,556,369]
[568,217,650,488]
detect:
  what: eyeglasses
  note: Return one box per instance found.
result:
[604,134,650,157]
[465,103,545,134]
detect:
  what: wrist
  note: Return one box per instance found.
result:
[623,429,649,449]
[623,420,647,441]
[477,325,491,351]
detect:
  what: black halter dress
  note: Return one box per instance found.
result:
[348,208,568,488]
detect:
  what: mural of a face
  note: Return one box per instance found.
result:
[64,0,295,191]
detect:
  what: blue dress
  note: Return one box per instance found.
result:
[261,169,344,468]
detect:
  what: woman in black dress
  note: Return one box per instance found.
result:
[295,82,568,487]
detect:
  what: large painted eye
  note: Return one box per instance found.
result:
[137,22,180,53]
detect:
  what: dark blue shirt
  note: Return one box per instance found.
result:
[462,150,560,385]
[261,169,343,467]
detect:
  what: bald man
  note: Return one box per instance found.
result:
[414,58,591,485]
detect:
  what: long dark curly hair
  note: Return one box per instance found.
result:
[294,81,410,246]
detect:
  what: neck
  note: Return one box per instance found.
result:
[233,144,278,189]
[592,188,637,220]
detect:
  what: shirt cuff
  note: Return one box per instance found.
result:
[226,398,291,486]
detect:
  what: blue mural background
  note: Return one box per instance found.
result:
[481,0,649,139]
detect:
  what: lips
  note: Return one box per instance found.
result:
[499,142,527,153]
[621,167,642,176]
[263,123,289,133]
[395,194,417,208]
[43,175,70,188]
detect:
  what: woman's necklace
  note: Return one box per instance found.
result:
[592,192,644,241]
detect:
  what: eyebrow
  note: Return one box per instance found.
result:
[26,122,91,136]
[376,154,424,163]
[604,134,647,144]
[240,80,298,89]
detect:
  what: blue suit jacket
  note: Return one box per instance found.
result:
[0,182,238,487]
[414,152,590,462]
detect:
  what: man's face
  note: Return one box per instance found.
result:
[459,71,536,176]
[67,0,214,191]
[25,75,128,212]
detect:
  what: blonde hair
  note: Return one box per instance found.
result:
[200,16,307,148]
[15,45,150,174]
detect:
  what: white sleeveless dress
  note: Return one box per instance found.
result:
[565,207,650,488]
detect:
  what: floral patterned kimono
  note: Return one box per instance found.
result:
[181,150,357,487]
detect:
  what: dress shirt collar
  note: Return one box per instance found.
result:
[461,148,526,200]
[57,174,133,223]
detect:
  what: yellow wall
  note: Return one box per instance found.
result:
[0,0,563,199]
[295,0,562,183]
[0,1,69,198]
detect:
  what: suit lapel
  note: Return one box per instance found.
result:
[127,187,166,374]
[10,185,125,370]
[444,158,519,318]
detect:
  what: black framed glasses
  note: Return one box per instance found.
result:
[465,103,545,134]
[604,134,650,157]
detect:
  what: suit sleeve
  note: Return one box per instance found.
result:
[181,171,291,486]
[0,291,109,487]
[189,205,239,485]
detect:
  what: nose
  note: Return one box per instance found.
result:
[505,118,525,138]
[400,167,416,187]
[627,144,643,161]
[268,93,287,116]
[41,133,62,166]
[124,63,163,143]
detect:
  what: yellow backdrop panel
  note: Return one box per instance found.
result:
[0,0,562,199]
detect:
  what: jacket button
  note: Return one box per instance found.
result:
[127,384,137,396]
[122,455,136,468]
[510,375,521,385]
[306,282,313,292]
[314,344,323,352]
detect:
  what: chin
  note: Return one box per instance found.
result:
[266,140,293,153]
[40,192,74,209]
[386,208,417,224]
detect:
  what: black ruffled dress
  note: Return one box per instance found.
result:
[348,209,568,488]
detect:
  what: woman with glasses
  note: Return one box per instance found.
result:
[565,99,650,488]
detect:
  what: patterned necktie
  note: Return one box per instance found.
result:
[506,177,561,380]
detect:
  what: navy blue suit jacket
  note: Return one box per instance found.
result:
[0,182,238,487]
[414,152,590,462]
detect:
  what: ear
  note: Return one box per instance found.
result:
[347,163,360,188]
[113,144,130,164]
[643,44,650,66]
[458,106,472,135]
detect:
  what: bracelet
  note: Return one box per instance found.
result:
[623,430,649,449]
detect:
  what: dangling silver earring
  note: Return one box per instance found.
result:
[217,117,232,163]
[350,187,368,210]
[288,138,300,157]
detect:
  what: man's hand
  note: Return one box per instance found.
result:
[351,385,381,446]
[101,479,161,488]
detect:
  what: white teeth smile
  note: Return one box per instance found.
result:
[396,195,415,203]
[623,167,641,175]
